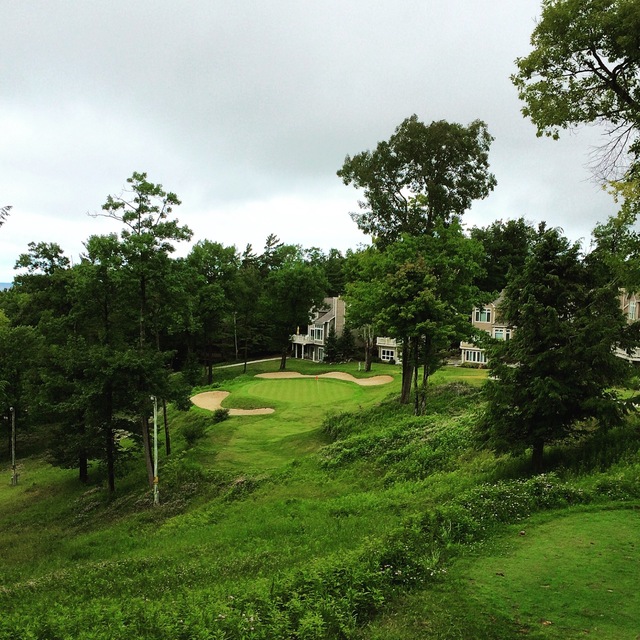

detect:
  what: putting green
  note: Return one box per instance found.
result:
[243,378,360,406]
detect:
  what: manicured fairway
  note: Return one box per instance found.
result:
[459,508,640,639]
[201,373,398,472]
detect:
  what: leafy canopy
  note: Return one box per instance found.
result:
[513,0,640,180]
[338,115,496,246]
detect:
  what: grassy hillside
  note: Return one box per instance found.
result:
[1,359,639,639]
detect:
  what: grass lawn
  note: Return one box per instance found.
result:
[362,506,640,640]
[462,507,640,639]
[2,360,639,640]
[430,365,488,386]
[194,361,402,472]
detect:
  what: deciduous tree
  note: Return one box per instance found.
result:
[338,115,496,246]
[513,0,640,183]
[470,218,537,294]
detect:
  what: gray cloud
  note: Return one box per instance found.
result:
[0,0,618,280]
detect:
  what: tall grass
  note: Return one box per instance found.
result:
[1,364,639,639]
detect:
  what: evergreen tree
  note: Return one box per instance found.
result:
[324,326,340,362]
[338,325,356,361]
[483,226,640,470]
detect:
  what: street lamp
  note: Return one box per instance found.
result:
[9,406,17,486]
[150,396,159,505]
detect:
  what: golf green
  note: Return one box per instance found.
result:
[242,378,361,406]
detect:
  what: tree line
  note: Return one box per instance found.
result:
[3,0,640,486]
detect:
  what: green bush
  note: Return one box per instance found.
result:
[212,408,229,423]
[182,417,209,447]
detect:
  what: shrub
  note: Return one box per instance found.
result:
[212,408,230,423]
[182,418,208,447]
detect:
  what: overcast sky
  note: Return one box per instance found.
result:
[0,0,618,282]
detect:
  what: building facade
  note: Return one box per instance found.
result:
[291,297,347,362]
[459,296,512,365]
[617,290,640,362]
[376,336,402,363]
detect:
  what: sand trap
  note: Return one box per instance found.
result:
[190,390,275,416]
[255,371,394,386]
[191,371,393,416]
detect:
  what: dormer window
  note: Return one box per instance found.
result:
[475,307,491,323]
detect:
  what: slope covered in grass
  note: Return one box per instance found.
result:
[1,361,640,639]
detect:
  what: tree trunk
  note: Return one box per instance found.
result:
[79,454,89,484]
[364,339,372,372]
[413,337,420,416]
[243,338,249,374]
[207,360,213,385]
[105,384,116,493]
[419,335,430,416]
[79,420,89,484]
[531,438,545,473]
[400,337,413,404]
[163,398,171,456]
[106,425,116,493]
[279,345,288,371]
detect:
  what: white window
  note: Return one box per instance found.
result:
[475,308,491,323]
[465,349,486,363]
[494,328,511,341]
[630,301,636,320]
[312,327,324,342]
[381,348,395,361]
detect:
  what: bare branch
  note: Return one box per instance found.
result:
[0,205,12,228]
[588,124,636,183]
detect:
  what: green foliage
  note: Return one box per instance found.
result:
[324,325,340,362]
[483,225,639,469]
[338,114,496,246]
[344,224,484,409]
[513,0,640,139]
[513,0,640,201]
[2,360,640,639]
[320,383,482,481]
[337,325,356,360]
[213,408,230,423]
[182,414,210,446]
[261,245,328,368]
[469,217,537,294]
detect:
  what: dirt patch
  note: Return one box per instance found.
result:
[255,371,394,386]
[190,391,275,416]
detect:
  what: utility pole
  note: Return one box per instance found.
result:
[10,406,17,486]
[150,396,159,505]
[233,311,239,361]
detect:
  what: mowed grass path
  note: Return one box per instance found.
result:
[200,372,399,472]
[365,507,640,640]
[463,508,640,639]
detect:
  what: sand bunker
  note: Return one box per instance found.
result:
[255,371,394,386]
[190,390,275,416]
[191,371,393,416]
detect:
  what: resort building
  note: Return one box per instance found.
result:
[459,295,512,365]
[291,297,346,362]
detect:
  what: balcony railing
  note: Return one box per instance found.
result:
[292,335,326,345]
